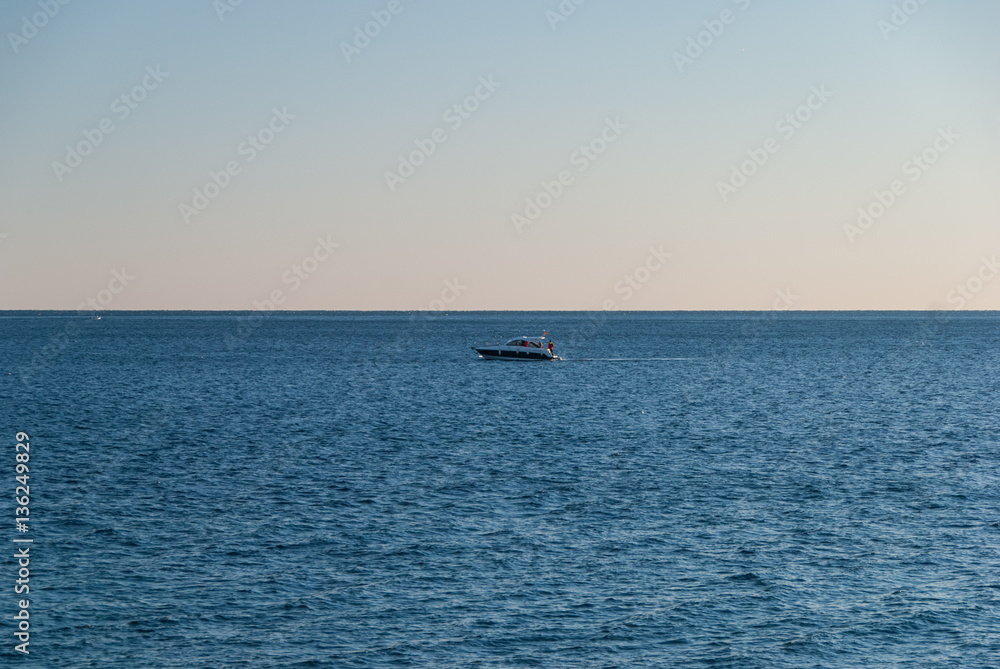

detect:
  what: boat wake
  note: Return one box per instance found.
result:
[561,357,696,362]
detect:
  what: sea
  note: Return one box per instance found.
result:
[2,311,1000,668]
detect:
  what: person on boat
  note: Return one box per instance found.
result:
[548,340,554,355]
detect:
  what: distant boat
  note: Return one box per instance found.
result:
[473,336,559,361]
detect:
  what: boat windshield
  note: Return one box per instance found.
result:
[505,339,541,347]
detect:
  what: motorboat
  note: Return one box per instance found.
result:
[473,336,559,361]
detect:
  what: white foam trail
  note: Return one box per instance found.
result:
[560,357,697,362]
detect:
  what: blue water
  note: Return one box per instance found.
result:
[3,311,1000,667]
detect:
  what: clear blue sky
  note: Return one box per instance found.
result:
[2,0,998,309]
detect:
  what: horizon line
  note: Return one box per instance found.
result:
[0,309,983,314]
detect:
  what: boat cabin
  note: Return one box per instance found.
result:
[506,338,543,348]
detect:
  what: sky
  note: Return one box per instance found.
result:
[1,0,998,310]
